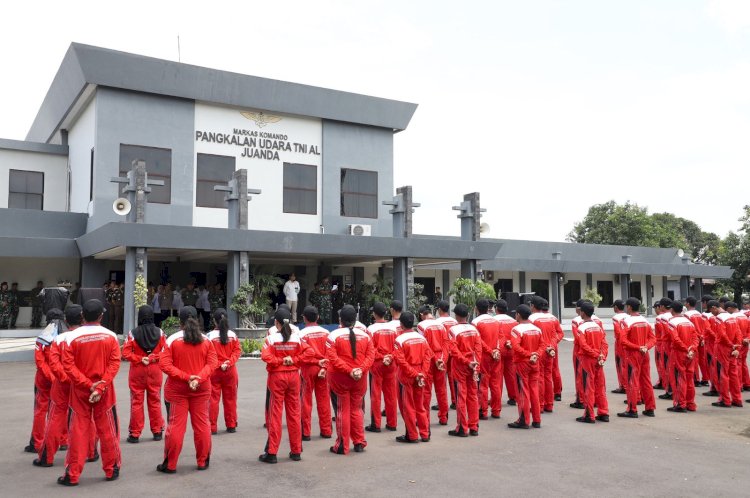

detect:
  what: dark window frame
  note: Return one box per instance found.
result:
[119,144,172,204]
[8,169,44,210]
[283,162,317,215]
[597,280,614,307]
[531,279,550,302]
[340,168,378,219]
[563,279,582,308]
[195,153,236,209]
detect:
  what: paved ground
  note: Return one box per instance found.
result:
[2,339,749,497]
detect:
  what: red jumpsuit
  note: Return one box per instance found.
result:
[684,310,708,383]
[298,324,333,438]
[326,327,375,454]
[31,338,54,452]
[207,329,241,433]
[552,319,564,397]
[704,312,719,390]
[620,315,656,412]
[261,330,311,456]
[473,314,502,417]
[366,321,399,430]
[436,316,458,405]
[667,316,699,410]
[654,312,673,390]
[392,331,433,441]
[530,312,562,411]
[160,332,217,471]
[122,331,166,438]
[575,321,609,419]
[731,312,750,389]
[572,315,603,403]
[510,323,544,426]
[60,325,121,484]
[417,318,450,424]
[447,323,483,434]
[495,313,518,403]
[713,313,743,406]
[611,312,628,390]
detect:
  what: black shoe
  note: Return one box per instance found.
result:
[507,421,530,429]
[595,415,610,422]
[86,451,99,463]
[302,435,311,441]
[59,445,68,451]
[421,436,430,442]
[32,458,53,467]
[364,425,381,433]
[653,383,664,390]
[543,408,553,413]
[331,417,335,422]
[700,381,710,386]
[448,428,469,437]
[258,453,278,464]
[24,445,36,453]
[450,403,457,409]
[658,393,673,400]
[153,432,163,441]
[617,411,638,418]
[385,425,397,432]
[381,410,386,417]
[396,435,418,443]
[712,401,732,408]
[469,429,479,436]
[611,388,626,394]
[569,402,584,409]
[156,463,176,473]
[320,433,332,439]
[531,422,541,428]
[642,410,655,417]
[507,399,517,406]
[694,381,702,387]
[211,431,218,435]
[491,414,501,419]
[554,394,562,402]
[127,435,139,444]
[438,420,448,425]
[479,414,489,421]
[703,391,719,397]
[353,444,365,452]
[289,452,302,461]
[431,404,439,411]
[731,402,744,408]
[667,406,687,413]
[227,427,236,433]
[57,475,78,486]
[106,467,120,481]
[576,416,595,424]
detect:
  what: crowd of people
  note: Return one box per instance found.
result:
[22,291,750,485]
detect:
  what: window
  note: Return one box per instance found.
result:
[283,163,317,214]
[196,153,236,208]
[8,170,44,210]
[341,168,377,218]
[531,279,549,302]
[119,144,171,204]
[597,281,614,307]
[494,279,513,296]
[563,280,581,307]
[630,281,642,301]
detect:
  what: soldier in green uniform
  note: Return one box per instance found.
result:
[9,283,20,329]
[208,283,225,313]
[341,283,357,307]
[308,282,321,313]
[31,281,44,328]
[0,282,12,329]
[318,277,333,325]
[111,283,125,334]
[181,281,199,307]
[105,281,116,330]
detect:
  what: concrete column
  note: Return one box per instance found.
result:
[550,272,561,318]
[620,274,631,300]
[453,192,484,281]
[393,258,408,306]
[442,270,450,302]
[80,257,108,288]
[662,276,668,298]
[679,276,689,300]
[385,186,419,307]
[693,277,703,300]
[519,271,526,293]
[645,275,653,316]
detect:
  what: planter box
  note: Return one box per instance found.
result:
[235,327,267,339]
[240,351,261,359]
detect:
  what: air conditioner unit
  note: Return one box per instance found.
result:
[349,224,372,236]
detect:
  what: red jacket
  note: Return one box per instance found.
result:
[326,327,375,374]
[298,325,330,365]
[122,331,166,365]
[494,313,517,355]
[161,332,218,390]
[48,333,69,383]
[35,340,55,384]
[667,316,699,352]
[207,329,242,368]
[392,330,433,380]
[572,315,603,356]
[510,322,544,363]
[61,324,121,401]
[713,313,742,349]
[261,331,312,372]
[732,312,750,342]
[529,312,563,350]
[575,321,608,360]
[387,319,404,336]
[417,318,449,364]
[472,314,501,354]
[446,323,482,371]
[612,312,628,343]
[683,310,706,341]
[620,315,656,351]
[703,313,717,342]
[367,321,399,361]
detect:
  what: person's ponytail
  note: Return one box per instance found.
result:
[183,317,203,345]
[338,304,358,360]
[280,319,292,343]
[348,326,357,359]
[213,308,229,345]
[274,308,293,343]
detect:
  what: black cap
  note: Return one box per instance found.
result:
[65,304,83,326]
[339,305,358,325]
[707,300,720,309]
[82,299,105,322]
[453,303,469,318]
[669,301,684,313]
[495,299,508,312]
[625,297,641,310]
[436,299,450,313]
[725,301,738,310]
[613,299,625,311]
[46,308,64,321]
[516,304,532,320]
[701,294,714,303]
[179,306,198,322]
[417,304,432,317]
[389,300,403,313]
[371,302,387,317]
[575,299,585,308]
[580,301,595,317]
[400,311,415,329]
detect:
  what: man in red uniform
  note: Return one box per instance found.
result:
[709,300,743,407]
[494,299,518,406]
[26,309,60,454]
[365,302,398,432]
[472,299,502,419]
[58,299,121,486]
[611,300,628,394]
[727,302,750,391]
[417,305,450,425]
[701,294,720,396]
[684,296,709,387]
[446,303,482,437]
[435,300,458,409]
[618,298,656,418]
[298,306,332,440]
[508,304,544,429]
[654,298,674,400]
[392,311,433,443]
[540,300,564,402]
[667,301,699,412]
[387,300,404,334]
[529,297,561,413]
[575,301,609,423]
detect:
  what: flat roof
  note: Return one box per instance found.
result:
[0,138,68,155]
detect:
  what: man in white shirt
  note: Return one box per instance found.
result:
[283,274,301,322]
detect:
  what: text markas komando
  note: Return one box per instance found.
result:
[195,130,320,161]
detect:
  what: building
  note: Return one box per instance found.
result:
[0,43,732,331]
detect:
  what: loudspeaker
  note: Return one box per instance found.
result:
[113,198,131,216]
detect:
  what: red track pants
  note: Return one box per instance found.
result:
[514,361,540,425]
[500,352,517,402]
[655,342,671,390]
[539,353,555,411]
[671,351,696,410]
[62,391,120,484]
[39,381,96,465]
[574,351,583,402]
[740,345,750,388]
[580,357,608,418]
[479,353,502,416]
[163,385,211,470]
[714,346,742,405]
[625,350,655,411]
[423,362,448,423]
[705,339,719,391]
[447,357,457,405]
[552,346,562,396]
[398,376,429,440]
[128,362,164,438]
[300,365,332,437]
[30,373,52,451]
[452,367,479,433]
[329,372,368,454]
[210,366,239,432]
[614,341,626,389]
[697,342,709,383]
[368,360,397,429]
[264,370,302,456]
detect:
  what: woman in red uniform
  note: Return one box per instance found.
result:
[298,305,333,440]
[259,308,311,463]
[208,308,241,434]
[327,305,375,455]
[157,306,217,473]
[122,305,166,443]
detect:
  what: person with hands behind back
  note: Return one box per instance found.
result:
[208,308,241,435]
[365,301,399,433]
[158,306,217,474]
[298,305,333,441]
[574,301,609,424]
[446,303,483,437]
[508,304,544,430]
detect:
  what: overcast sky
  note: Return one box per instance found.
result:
[2,0,749,242]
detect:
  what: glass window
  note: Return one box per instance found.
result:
[283,163,317,215]
[196,153,236,208]
[597,281,614,307]
[341,168,377,218]
[8,170,44,210]
[531,279,549,302]
[630,281,642,301]
[563,280,581,308]
[119,144,172,204]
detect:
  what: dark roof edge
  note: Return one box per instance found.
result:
[0,138,68,155]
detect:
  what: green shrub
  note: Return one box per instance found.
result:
[161,316,181,336]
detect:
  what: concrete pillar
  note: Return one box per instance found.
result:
[123,247,148,334]
[661,276,668,299]
[620,274,630,300]
[679,275,689,300]
[550,272,561,318]
[645,275,653,316]
[442,269,450,302]
[519,271,526,293]
[80,257,108,288]
[385,186,419,307]
[693,277,703,300]
[586,273,593,290]
[453,192,484,281]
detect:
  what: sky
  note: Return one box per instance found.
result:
[2,0,749,242]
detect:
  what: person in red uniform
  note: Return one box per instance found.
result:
[473,299,502,419]
[387,300,404,334]
[157,306,217,473]
[327,305,375,454]
[540,300,564,401]
[709,300,743,408]
[684,296,709,387]
[58,299,121,486]
[208,308,241,435]
[259,308,311,463]
[446,303,482,437]
[494,299,518,406]
[435,300,458,409]
[392,311,433,443]
[727,302,750,391]
[508,304,544,429]
[122,305,166,443]
[529,297,561,413]
[666,301,699,412]
[298,305,333,440]
[618,297,656,418]
[417,305,449,425]
[575,302,609,423]
[365,302,398,433]
[701,295,720,396]
[611,300,628,394]
[570,300,585,409]
[653,298,673,391]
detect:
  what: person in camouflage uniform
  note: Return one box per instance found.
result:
[31,281,44,328]
[9,283,20,329]
[107,282,125,334]
[308,282,321,313]
[0,282,12,329]
[208,283,225,313]
[181,282,199,307]
[318,277,333,325]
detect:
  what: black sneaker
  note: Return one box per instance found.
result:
[211,431,218,435]
[531,422,541,428]
[431,404,439,411]
[653,383,664,390]
[320,433,332,439]
[226,427,236,433]
[731,402,743,408]
[59,445,68,451]
[543,408,553,413]
[469,429,479,436]
[642,410,655,417]
[554,395,562,402]
[395,435,418,443]
[491,414,501,419]
[353,444,366,452]
[106,466,120,481]
[156,463,176,473]
[127,435,139,444]
[667,406,687,413]
[258,453,278,464]
[448,428,469,437]
[153,431,163,441]
[611,388,626,394]
[712,401,731,408]
[57,475,78,486]
[507,421,529,429]
[289,452,302,461]
[24,445,36,453]
[364,425,381,433]
[32,458,53,467]
[703,391,719,397]
[617,411,638,418]
[450,403,457,410]
[479,414,489,421]
[595,415,610,422]
[86,451,99,463]
[576,416,595,424]
[385,425,397,432]
[381,410,386,417]
[658,393,673,400]
[569,402,584,409]
[507,399,517,406]
[302,435,311,441]
[438,420,448,425]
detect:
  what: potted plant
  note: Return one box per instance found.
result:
[448,278,497,320]
[230,274,283,335]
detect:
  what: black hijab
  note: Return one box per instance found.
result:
[131,305,161,353]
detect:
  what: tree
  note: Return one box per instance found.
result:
[715,207,750,302]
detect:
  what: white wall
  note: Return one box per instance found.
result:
[67,97,96,214]
[0,149,67,211]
